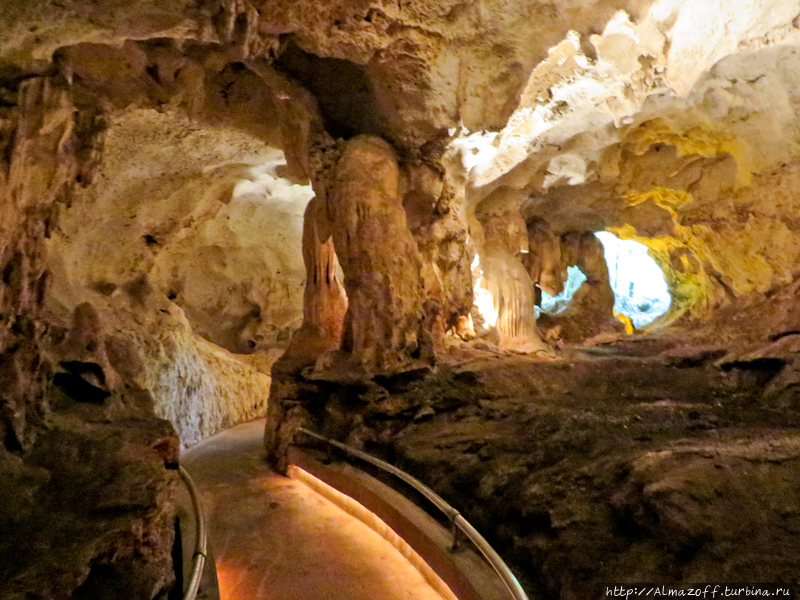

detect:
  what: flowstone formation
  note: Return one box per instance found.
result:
[6,0,800,598]
[475,198,542,351]
[329,135,432,374]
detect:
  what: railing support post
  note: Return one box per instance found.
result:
[450,519,460,552]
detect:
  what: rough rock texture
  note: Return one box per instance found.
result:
[282,195,348,366]
[0,76,180,600]
[7,0,800,598]
[150,153,313,353]
[327,135,432,374]
[0,410,179,600]
[0,77,100,454]
[292,331,800,598]
[48,108,311,354]
[402,163,474,344]
[133,301,273,448]
[535,230,624,344]
[478,205,541,350]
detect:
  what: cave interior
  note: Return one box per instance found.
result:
[3,0,800,598]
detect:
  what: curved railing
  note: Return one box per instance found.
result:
[177,465,208,600]
[296,427,529,600]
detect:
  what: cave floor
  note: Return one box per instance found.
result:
[347,340,800,598]
[182,418,446,600]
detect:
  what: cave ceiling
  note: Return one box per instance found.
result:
[4,0,800,336]
[4,0,800,191]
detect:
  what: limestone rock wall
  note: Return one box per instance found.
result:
[0,76,179,600]
[0,36,328,599]
[47,108,312,354]
[403,165,474,342]
[42,107,307,447]
[135,304,272,448]
[0,77,98,453]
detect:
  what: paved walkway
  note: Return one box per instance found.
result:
[183,419,447,600]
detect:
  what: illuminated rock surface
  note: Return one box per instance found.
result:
[4,0,800,597]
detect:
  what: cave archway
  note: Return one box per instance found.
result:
[536,231,672,338]
[595,231,672,328]
[539,265,587,316]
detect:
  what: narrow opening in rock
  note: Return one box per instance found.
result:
[595,231,671,328]
[539,265,587,315]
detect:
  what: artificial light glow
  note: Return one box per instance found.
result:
[471,254,498,327]
[288,465,459,600]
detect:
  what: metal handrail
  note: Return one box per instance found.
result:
[178,465,208,600]
[297,427,529,600]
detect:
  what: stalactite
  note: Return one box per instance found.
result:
[282,195,348,367]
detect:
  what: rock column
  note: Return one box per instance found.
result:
[282,195,348,366]
[328,135,431,374]
[479,207,543,351]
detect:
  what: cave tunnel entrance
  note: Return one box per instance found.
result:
[596,232,671,328]
[539,232,671,329]
[539,265,587,315]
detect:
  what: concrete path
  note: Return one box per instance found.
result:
[182,419,447,600]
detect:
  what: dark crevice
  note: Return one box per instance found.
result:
[145,64,161,84]
[54,362,110,403]
[770,330,800,342]
[720,358,786,387]
[667,349,727,368]
[273,40,379,140]
[168,517,183,600]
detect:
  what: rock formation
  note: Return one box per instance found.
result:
[1,77,178,600]
[328,135,432,373]
[476,198,542,351]
[532,228,624,343]
[5,0,800,597]
[283,194,349,365]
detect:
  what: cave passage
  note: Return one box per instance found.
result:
[539,232,671,328]
[540,265,587,315]
[595,232,671,327]
[7,1,800,597]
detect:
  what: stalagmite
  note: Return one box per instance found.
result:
[478,204,545,352]
[282,195,348,366]
[327,135,432,374]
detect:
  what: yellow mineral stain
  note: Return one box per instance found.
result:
[625,116,754,186]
